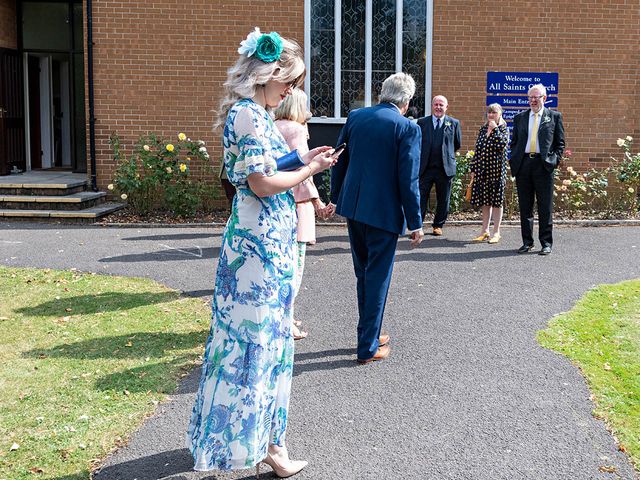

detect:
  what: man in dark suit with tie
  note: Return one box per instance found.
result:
[328,73,424,364]
[417,95,462,236]
[510,84,565,255]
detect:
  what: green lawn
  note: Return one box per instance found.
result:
[538,279,640,472]
[0,266,210,480]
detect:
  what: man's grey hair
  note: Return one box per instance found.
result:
[379,73,415,107]
[528,83,547,97]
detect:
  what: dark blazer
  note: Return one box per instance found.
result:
[330,103,422,234]
[509,108,565,176]
[417,115,462,177]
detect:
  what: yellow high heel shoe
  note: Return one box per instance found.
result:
[256,449,307,478]
[488,233,501,244]
[472,232,490,242]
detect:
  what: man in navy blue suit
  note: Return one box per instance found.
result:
[327,73,424,364]
[417,96,461,236]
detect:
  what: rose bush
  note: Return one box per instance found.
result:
[108,132,218,216]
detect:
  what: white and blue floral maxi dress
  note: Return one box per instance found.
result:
[186,98,298,471]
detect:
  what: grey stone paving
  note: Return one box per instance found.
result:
[1,222,638,480]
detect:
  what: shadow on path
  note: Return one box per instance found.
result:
[396,248,516,262]
[100,247,220,263]
[123,232,221,242]
[293,348,358,376]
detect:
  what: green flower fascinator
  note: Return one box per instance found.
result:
[238,27,284,63]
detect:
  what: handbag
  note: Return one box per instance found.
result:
[465,179,473,202]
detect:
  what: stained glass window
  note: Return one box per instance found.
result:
[307,0,430,120]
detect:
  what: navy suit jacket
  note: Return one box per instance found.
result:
[330,103,422,235]
[416,115,461,177]
[509,108,565,175]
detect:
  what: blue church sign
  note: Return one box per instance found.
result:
[486,72,559,94]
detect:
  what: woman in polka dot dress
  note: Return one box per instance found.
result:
[470,103,509,243]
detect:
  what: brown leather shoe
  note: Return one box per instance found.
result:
[432,227,443,236]
[357,344,390,364]
[379,333,390,347]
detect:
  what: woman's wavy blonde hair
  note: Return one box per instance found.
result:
[273,88,310,125]
[214,36,305,130]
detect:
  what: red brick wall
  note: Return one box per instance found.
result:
[0,0,17,49]
[90,1,304,191]
[433,0,640,172]
[90,1,638,191]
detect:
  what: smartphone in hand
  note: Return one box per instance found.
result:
[332,142,347,158]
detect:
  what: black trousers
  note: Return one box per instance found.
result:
[515,155,554,248]
[419,167,453,227]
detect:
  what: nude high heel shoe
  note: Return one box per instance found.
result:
[257,447,307,478]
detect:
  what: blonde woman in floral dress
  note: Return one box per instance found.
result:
[186,28,334,478]
[470,103,509,243]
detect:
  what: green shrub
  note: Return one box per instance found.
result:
[108,132,218,215]
[612,136,640,211]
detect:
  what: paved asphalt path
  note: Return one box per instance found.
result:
[1,222,639,480]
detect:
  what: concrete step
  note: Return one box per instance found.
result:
[0,202,126,223]
[0,191,106,210]
[0,180,87,196]
[0,172,88,196]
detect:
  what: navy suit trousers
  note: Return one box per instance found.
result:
[419,167,453,227]
[347,219,399,360]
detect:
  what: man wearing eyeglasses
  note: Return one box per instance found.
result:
[509,84,565,256]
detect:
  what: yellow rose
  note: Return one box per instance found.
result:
[143,145,150,151]
[120,193,128,200]
[107,184,114,191]
[178,133,186,141]
[166,144,175,152]
[179,163,187,172]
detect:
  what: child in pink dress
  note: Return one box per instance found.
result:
[275,89,325,340]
